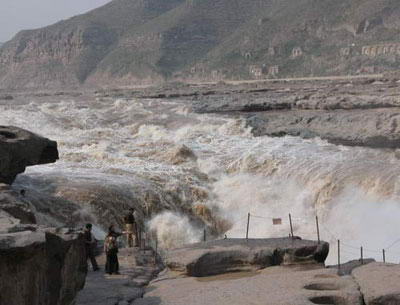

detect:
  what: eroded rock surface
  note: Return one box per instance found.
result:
[165,238,329,277]
[352,262,400,305]
[0,226,87,305]
[76,248,163,305]
[135,265,362,305]
[0,126,58,184]
[0,183,36,226]
[190,78,400,149]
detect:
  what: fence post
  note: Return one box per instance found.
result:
[139,228,142,249]
[143,230,146,254]
[203,228,206,242]
[246,213,250,240]
[383,249,386,263]
[360,246,363,264]
[289,213,294,239]
[316,215,320,244]
[337,240,341,271]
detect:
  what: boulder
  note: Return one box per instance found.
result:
[352,262,400,305]
[165,238,329,277]
[0,126,59,184]
[0,226,87,305]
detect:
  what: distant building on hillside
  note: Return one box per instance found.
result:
[211,70,224,80]
[362,43,400,57]
[269,65,279,76]
[292,47,303,58]
[357,66,375,74]
[249,65,263,78]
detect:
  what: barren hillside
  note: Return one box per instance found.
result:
[2,0,400,88]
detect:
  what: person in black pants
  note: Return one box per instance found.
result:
[104,224,123,275]
[84,223,99,271]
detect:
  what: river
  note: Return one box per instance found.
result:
[2,93,400,264]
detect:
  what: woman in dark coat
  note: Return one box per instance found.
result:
[104,224,123,275]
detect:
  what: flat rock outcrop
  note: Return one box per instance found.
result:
[165,238,329,277]
[352,262,400,305]
[0,126,59,184]
[190,78,400,149]
[136,265,362,305]
[76,248,163,305]
[0,226,87,305]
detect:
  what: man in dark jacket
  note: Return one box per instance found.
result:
[84,223,99,271]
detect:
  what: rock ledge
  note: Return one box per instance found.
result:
[0,126,58,184]
[165,238,329,277]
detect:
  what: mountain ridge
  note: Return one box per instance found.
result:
[2,0,400,89]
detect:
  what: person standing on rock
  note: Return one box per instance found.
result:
[84,223,99,271]
[104,224,123,275]
[123,208,136,247]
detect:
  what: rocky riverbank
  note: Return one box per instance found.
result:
[189,78,400,149]
[137,262,400,305]
[76,247,163,305]
[165,238,329,277]
[0,225,87,305]
[135,239,400,305]
[0,127,87,305]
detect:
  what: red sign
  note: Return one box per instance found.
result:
[273,218,282,225]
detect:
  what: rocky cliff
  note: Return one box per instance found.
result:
[3,0,400,88]
[0,226,87,305]
[0,186,88,305]
[0,127,87,305]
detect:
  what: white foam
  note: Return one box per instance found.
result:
[148,211,202,249]
[3,96,400,262]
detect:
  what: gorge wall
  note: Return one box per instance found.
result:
[0,127,87,305]
[0,226,87,305]
[3,0,400,88]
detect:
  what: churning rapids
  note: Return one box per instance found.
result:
[2,94,400,264]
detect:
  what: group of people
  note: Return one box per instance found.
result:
[84,208,142,275]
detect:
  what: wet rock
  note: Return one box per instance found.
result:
[166,144,197,164]
[0,126,59,184]
[189,79,400,149]
[0,95,13,100]
[247,109,400,149]
[0,226,87,305]
[0,184,36,224]
[352,262,400,305]
[165,238,329,277]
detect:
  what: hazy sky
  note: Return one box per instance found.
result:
[0,0,112,42]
